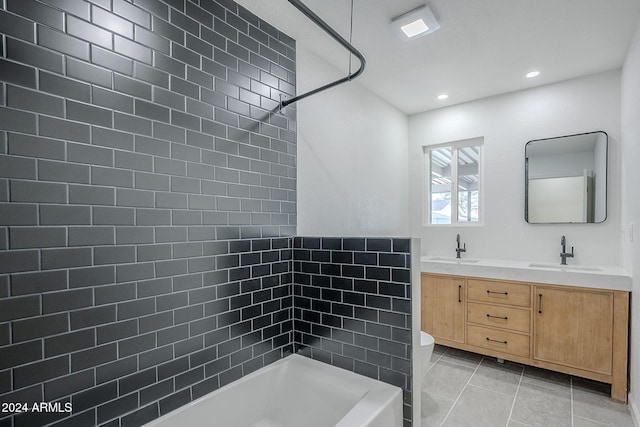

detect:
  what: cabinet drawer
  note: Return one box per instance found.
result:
[467,325,530,358]
[467,302,530,333]
[468,279,531,307]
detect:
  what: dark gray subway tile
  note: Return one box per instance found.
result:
[39,71,90,102]
[115,226,154,244]
[92,45,134,75]
[67,15,112,49]
[7,0,64,30]
[135,26,171,55]
[0,10,36,42]
[13,355,69,389]
[6,37,64,74]
[72,342,118,371]
[68,142,113,167]
[92,88,135,115]
[66,100,113,128]
[7,133,65,161]
[69,184,115,206]
[40,116,91,143]
[113,0,151,28]
[115,35,153,64]
[170,9,199,36]
[152,16,184,44]
[0,59,36,89]
[10,180,67,203]
[38,25,90,61]
[38,159,91,184]
[70,305,116,330]
[114,112,153,136]
[91,166,134,188]
[0,154,36,180]
[92,3,134,38]
[97,320,138,345]
[42,247,92,270]
[94,245,136,265]
[70,265,116,288]
[11,270,68,296]
[9,226,66,249]
[0,106,37,134]
[45,329,95,357]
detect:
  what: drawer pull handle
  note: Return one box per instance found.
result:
[458,285,462,303]
[486,337,508,344]
[487,290,508,295]
[486,314,508,320]
[538,293,543,314]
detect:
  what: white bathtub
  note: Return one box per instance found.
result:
[145,354,403,427]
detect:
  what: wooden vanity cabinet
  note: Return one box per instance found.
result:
[421,273,630,402]
[421,275,465,344]
[533,286,613,375]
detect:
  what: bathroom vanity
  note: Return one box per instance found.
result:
[421,257,631,402]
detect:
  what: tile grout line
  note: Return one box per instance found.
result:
[505,364,525,426]
[439,354,485,427]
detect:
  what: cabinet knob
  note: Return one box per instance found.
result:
[486,337,508,344]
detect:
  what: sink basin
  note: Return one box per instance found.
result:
[528,263,601,272]
[428,257,480,264]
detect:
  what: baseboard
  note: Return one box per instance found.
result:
[630,392,640,427]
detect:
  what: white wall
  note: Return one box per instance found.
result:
[296,48,409,236]
[408,70,622,266]
[621,16,640,424]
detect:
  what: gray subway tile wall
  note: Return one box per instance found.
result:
[0,0,296,425]
[293,237,414,427]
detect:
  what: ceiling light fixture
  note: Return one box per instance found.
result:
[437,94,449,100]
[526,71,540,78]
[391,5,440,40]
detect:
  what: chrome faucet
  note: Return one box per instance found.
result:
[560,235,574,265]
[455,234,466,259]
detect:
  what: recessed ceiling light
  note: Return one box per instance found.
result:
[437,94,449,100]
[391,5,440,40]
[526,71,540,78]
[401,19,429,38]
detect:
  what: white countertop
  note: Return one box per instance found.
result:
[420,256,632,291]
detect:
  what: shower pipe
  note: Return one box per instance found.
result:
[280,0,366,109]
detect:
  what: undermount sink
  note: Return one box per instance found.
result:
[528,263,601,272]
[429,257,479,263]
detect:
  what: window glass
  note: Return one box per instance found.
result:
[430,147,452,224]
[457,146,480,222]
[425,141,482,225]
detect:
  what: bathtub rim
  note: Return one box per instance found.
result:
[143,353,403,427]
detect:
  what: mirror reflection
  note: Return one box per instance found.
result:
[525,131,607,223]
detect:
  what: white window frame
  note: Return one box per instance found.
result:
[423,138,484,226]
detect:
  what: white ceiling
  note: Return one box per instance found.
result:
[235,0,640,115]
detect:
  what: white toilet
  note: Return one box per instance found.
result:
[419,331,435,379]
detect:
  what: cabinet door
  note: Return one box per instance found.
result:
[534,286,613,375]
[422,275,465,343]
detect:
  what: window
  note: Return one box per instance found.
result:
[424,139,483,225]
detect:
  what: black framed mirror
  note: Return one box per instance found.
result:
[525,131,607,224]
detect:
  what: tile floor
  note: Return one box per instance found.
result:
[421,345,634,427]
